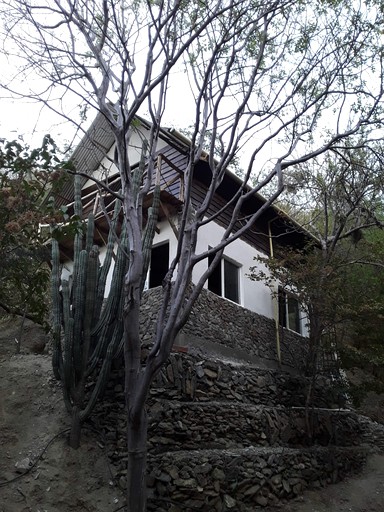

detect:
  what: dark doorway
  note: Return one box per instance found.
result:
[149,242,169,288]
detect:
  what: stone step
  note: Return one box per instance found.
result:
[145,401,364,454]
[102,401,365,463]
[140,445,368,512]
[100,403,384,459]
[105,353,345,411]
[147,352,345,409]
[97,351,373,511]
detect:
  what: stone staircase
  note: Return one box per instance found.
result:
[97,350,383,511]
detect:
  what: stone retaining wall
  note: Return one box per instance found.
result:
[148,353,345,408]
[146,402,364,453]
[145,446,367,511]
[100,399,364,458]
[97,287,366,511]
[140,287,307,368]
[95,351,360,511]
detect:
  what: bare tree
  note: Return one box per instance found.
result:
[1,0,384,510]
[250,143,384,424]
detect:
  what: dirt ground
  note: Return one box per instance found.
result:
[0,315,124,512]
[267,453,384,512]
[1,314,384,512]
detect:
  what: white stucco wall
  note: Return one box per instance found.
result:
[62,217,275,319]
[192,220,274,318]
[151,217,309,334]
[62,118,308,334]
[149,218,275,318]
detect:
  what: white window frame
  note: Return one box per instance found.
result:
[208,253,242,305]
[278,287,304,335]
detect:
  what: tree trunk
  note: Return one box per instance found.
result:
[304,322,321,443]
[124,289,149,511]
[69,405,81,449]
[126,407,148,512]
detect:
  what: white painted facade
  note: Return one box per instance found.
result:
[61,213,308,336]
[62,122,309,337]
[148,217,271,315]
[62,216,273,311]
[148,217,308,334]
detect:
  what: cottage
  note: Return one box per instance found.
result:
[55,113,312,366]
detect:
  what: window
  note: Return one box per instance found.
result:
[278,287,302,334]
[208,254,240,304]
[148,242,169,288]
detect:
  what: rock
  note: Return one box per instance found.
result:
[185,379,192,396]
[282,479,291,493]
[169,506,182,512]
[15,457,32,473]
[205,488,219,497]
[195,365,205,378]
[257,376,266,387]
[223,494,237,509]
[244,484,261,496]
[119,476,127,489]
[204,368,218,379]
[293,482,304,495]
[168,467,179,480]
[212,467,226,481]
[156,482,167,496]
[157,472,172,483]
[174,478,197,488]
[255,495,269,506]
[270,474,282,486]
[194,463,212,474]
[196,474,207,487]
[213,480,220,492]
[166,365,174,383]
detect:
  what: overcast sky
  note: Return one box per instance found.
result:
[0,61,197,151]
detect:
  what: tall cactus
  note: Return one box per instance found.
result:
[51,142,161,448]
[51,175,128,448]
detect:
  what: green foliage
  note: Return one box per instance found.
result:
[340,344,384,369]
[339,345,384,410]
[249,243,348,329]
[341,226,384,350]
[252,144,384,380]
[0,136,67,325]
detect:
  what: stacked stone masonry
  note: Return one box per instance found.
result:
[140,287,307,368]
[94,287,384,510]
[96,351,378,510]
[146,446,366,512]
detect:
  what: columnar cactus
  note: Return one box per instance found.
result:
[51,177,127,447]
[51,142,161,448]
